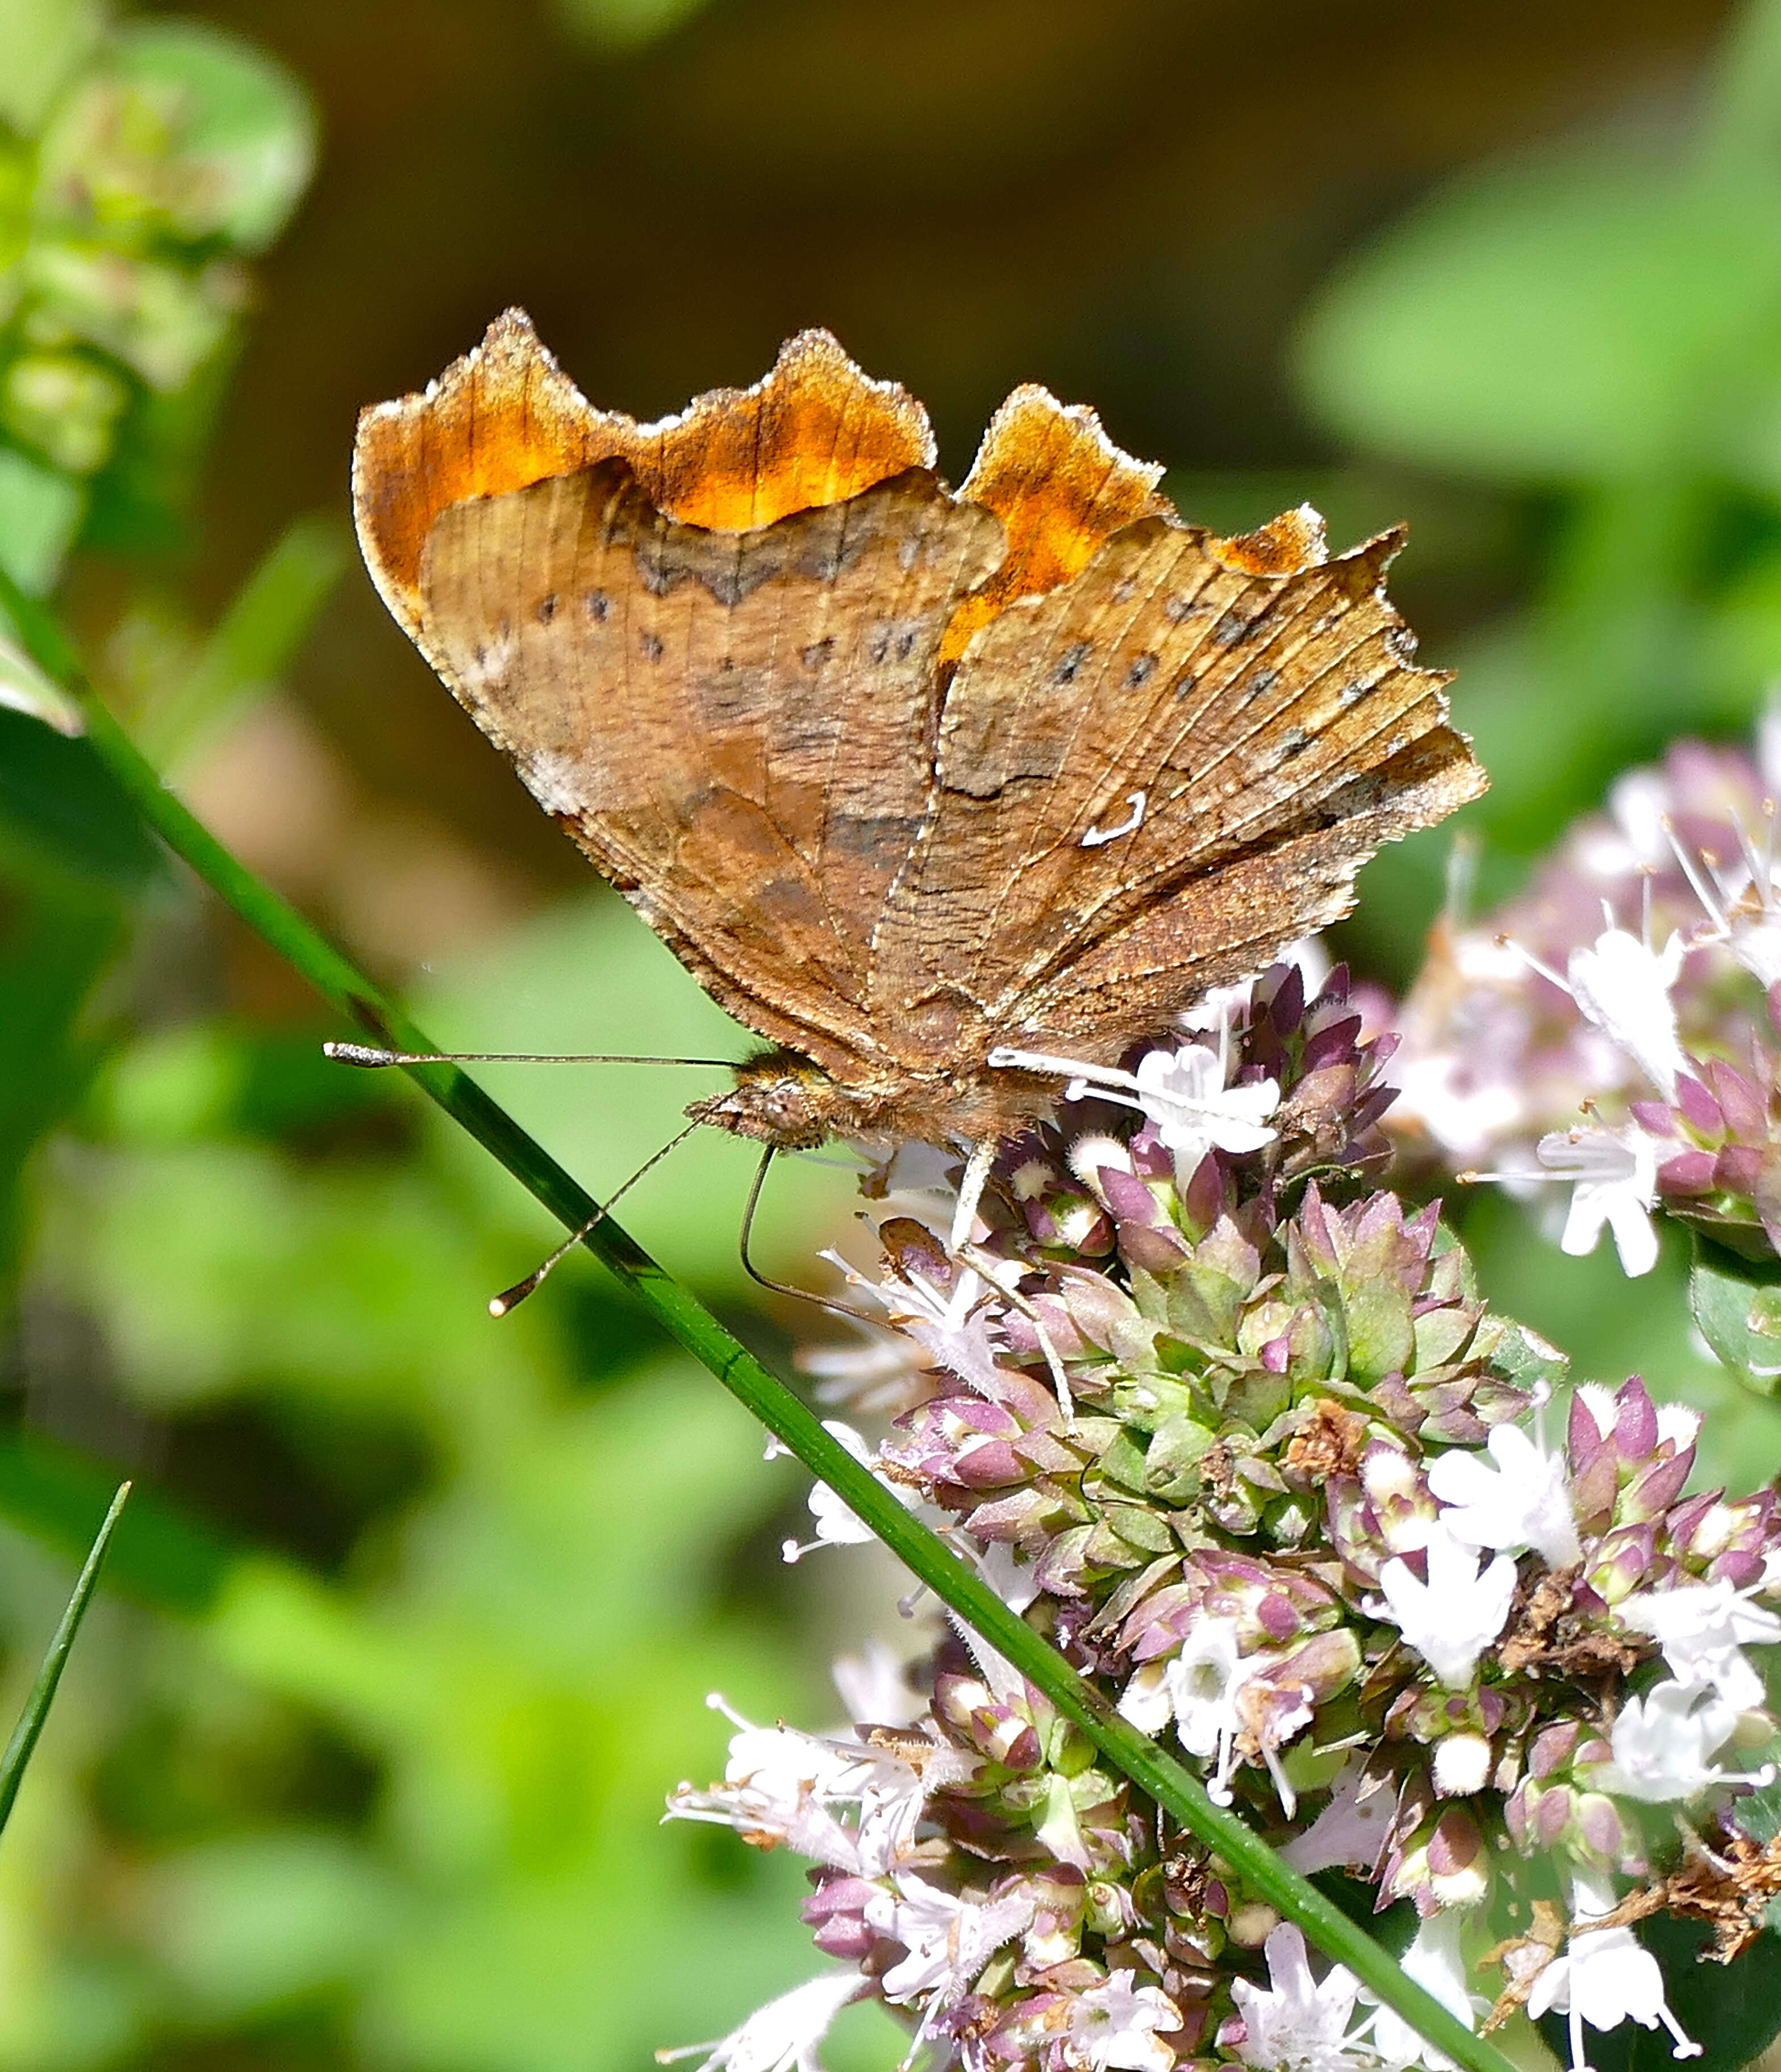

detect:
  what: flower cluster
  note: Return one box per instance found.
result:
[662,969,1781,2072]
[1388,726,1781,1275]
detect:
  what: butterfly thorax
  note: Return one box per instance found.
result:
[686,1047,1067,1153]
[685,1050,854,1151]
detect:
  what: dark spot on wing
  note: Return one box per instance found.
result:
[1243,666,1280,699]
[828,813,921,859]
[1162,594,1199,624]
[640,630,665,663]
[535,592,558,624]
[1278,726,1313,760]
[866,621,922,665]
[1053,640,1091,686]
[1337,678,1370,708]
[1124,651,1158,690]
[584,590,610,622]
[801,637,834,671]
[1212,605,1259,647]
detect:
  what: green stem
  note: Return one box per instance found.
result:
[0,1480,130,1837]
[3,571,1516,2072]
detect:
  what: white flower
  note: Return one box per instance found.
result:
[1065,1974,1184,2072]
[1363,1907,1479,2072]
[830,1639,925,1730]
[664,1697,933,1877]
[1281,1759,1395,1877]
[796,1319,932,1416]
[1427,1422,1582,1568]
[975,1538,1041,1614]
[1377,1523,1517,1689]
[988,1039,1279,1171]
[1526,1872,1700,2072]
[1598,1678,1745,1803]
[1617,1576,1781,1712]
[1432,1732,1494,1799]
[819,1244,1013,1399]
[1232,1924,1367,2072]
[1118,1616,1284,1806]
[1389,1054,1523,1162]
[656,1969,861,2072]
[1566,926,1687,1100]
[781,1420,923,1564]
[863,1873,1033,2005]
[1536,1125,1660,1278]
[1666,803,1781,989]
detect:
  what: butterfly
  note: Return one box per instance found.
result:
[352,312,1483,1170]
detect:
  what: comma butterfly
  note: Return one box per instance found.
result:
[352,313,1483,1166]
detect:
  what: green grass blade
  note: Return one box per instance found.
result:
[138,513,349,765]
[0,1480,130,1838]
[0,566,1517,2072]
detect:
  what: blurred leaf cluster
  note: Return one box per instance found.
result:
[1300,0,1781,870]
[0,0,311,594]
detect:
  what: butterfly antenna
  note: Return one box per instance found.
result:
[738,1145,871,1326]
[489,1121,700,1317]
[326,1042,737,1068]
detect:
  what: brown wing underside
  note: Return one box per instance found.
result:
[417,462,1003,1079]
[415,460,1481,1087]
[871,513,1484,1058]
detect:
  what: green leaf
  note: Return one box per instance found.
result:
[0,1478,127,1839]
[1732,1768,1781,1846]
[0,446,85,594]
[1295,136,1781,488]
[1690,1236,1781,1386]
[0,704,162,888]
[35,20,315,256]
[0,623,82,734]
[115,20,315,252]
[0,891,118,1276]
[0,0,102,133]
[1537,1915,1781,2072]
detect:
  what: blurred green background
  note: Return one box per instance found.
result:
[6,0,1781,2065]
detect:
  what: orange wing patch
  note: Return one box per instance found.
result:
[354,310,604,644]
[353,313,936,656]
[638,328,936,530]
[1209,501,1329,577]
[941,385,1174,665]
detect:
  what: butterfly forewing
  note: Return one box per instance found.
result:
[416,460,1002,1080]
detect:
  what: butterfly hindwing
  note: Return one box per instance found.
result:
[869,508,1482,1055]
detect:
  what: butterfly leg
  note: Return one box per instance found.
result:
[949,1136,998,1254]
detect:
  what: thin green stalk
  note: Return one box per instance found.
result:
[1,570,1516,2072]
[0,1481,130,1837]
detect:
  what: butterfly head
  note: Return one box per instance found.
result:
[685,1049,862,1152]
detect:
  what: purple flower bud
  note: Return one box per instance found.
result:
[1657,1149,1718,1194]
[802,1875,879,1959]
[1674,1073,1725,1136]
